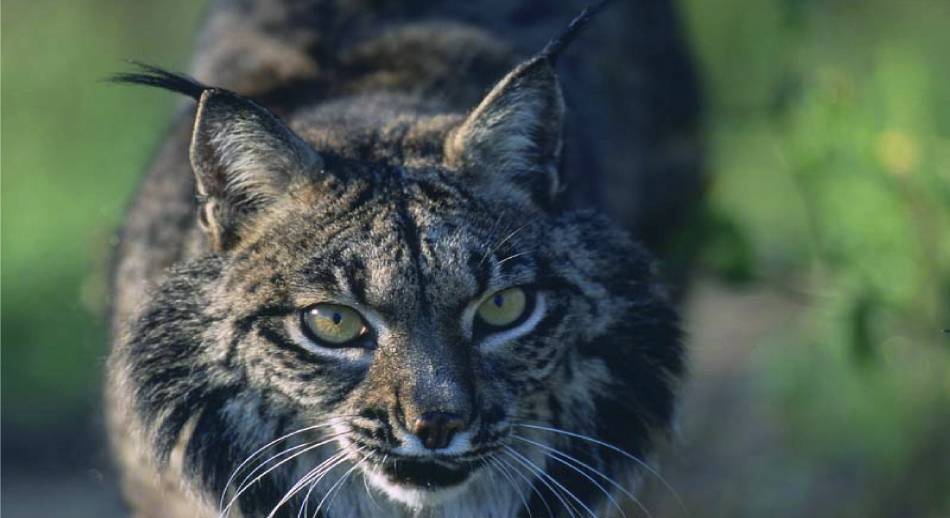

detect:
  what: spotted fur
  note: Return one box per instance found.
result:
[107,1,699,516]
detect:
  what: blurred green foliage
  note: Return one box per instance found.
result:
[2,0,948,514]
[2,0,207,427]
[679,0,950,514]
[687,0,950,344]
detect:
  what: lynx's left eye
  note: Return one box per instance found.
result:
[301,304,369,347]
[476,287,528,329]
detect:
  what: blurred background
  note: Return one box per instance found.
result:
[2,0,948,516]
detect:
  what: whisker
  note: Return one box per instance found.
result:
[359,472,379,512]
[513,422,687,514]
[504,446,585,518]
[480,221,534,266]
[234,441,318,509]
[298,466,324,518]
[277,450,349,518]
[314,451,369,518]
[486,456,533,518]
[221,434,343,517]
[547,453,627,518]
[296,451,351,518]
[497,250,532,266]
[298,458,335,518]
[223,443,319,517]
[496,455,555,518]
[299,447,363,518]
[478,215,509,266]
[219,416,356,511]
[513,434,652,518]
[361,454,383,512]
[506,446,598,518]
[232,431,348,504]
[512,434,639,518]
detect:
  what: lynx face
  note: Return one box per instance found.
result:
[113,47,683,518]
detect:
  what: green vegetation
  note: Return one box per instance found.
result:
[2,0,207,426]
[675,0,950,514]
[2,0,947,515]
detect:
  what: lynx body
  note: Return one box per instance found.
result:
[107,1,702,516]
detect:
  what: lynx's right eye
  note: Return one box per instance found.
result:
[300,304,369,347]
[476,287,528,329]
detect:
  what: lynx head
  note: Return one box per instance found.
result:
[113,9,683,516]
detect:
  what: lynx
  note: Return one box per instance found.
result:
[107,0,702,516]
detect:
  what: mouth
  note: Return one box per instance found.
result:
[343,421,511,497]
[339,421,515,509]
[359,451,491,509]
[379,456,476,489]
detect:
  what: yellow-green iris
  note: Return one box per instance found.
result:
[303,304,367,344]
[476,287,527,328]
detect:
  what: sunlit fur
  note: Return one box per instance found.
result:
[107,1,700,517]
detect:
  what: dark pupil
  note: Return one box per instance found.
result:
[493,294,505,308]
[331,312,342,325]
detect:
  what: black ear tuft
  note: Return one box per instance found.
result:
[540,0,615,63]
[109,61,207,100]
[111,60,323,251]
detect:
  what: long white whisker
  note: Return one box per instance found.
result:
[221,435,343,517]
[298,460,329,518]
[513,422,687,514]
[497,454,556,518]
[545,452,628,518]
[233,442,319,503]
[296,451,350,518]
[362,454,385,511]
[506,446,597,518]
[487,456,533,518]
[504,447,582,518]
[314,452,369,518]
[513,435,637,518]
[303,461,350,518]
[278,450,349,518]
[232,430,348,504]
[222,443,318,518]
[218,417,355,511]
[514,434,652,518]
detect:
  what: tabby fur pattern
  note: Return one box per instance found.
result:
[107,0,701,516]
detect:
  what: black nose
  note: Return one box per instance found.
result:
[412,412,466,450]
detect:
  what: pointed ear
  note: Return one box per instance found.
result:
[444,57,565,204]
[190,89,323,249]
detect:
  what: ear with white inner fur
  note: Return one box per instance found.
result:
[444,57,565,204]
[190,89,323,250]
